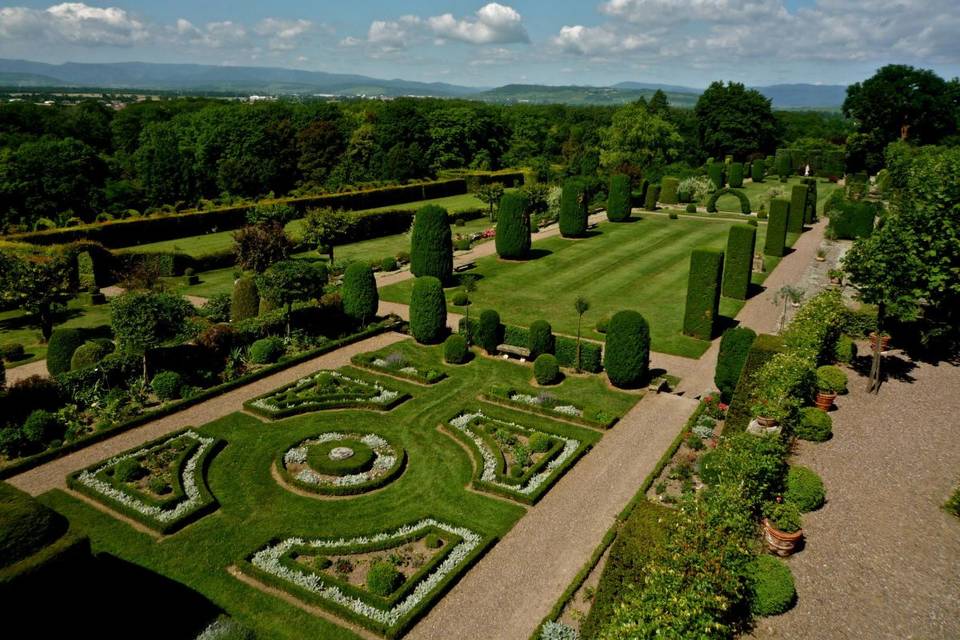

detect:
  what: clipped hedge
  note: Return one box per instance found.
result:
[751,555,796,617]
[721,224,757,300]
[606,174,632,222]
[715,327,757,403]
[46,329,87,376]
[458,317,603,373]
[764,199,790,257]
[788,185,808,233]
[444,335,468,364]
[409,277,447,344]
[0,481,69,569]
[495,192,531,259]
[341,263,379,325]
[559,179,588,238]
[410,205,453,284]
[796,407,833,441]
[659,177,680,205]
[724,334,785,433]
[729,162,745,188]
[534,354,560,385]
[707,188,751,215]
[751,159,765,183]
[643,185,660,211]
[801,178,818,223]
[603,310,650,389]
[230,277,259,322]
[682,249,724,340]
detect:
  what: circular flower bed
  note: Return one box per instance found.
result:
[278,432,406,496]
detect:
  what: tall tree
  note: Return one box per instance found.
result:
[111,291,192,379]
[694,81,780,159]
[303,207,353,263]
[255,260,328,335]
[0,250,76,341]
[599,101,681,173]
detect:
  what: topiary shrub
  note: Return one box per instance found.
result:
[685,203,697,214]
[682,249,724,340]
[151,370,184,400]
[533,354,560,385]
[0,361,4,392]
[1,343,25,362]
[659,177,680,205]
[46,328,86,376]
[834,335,857,364]
[816,365,848,393]
[750,555,796,616]
[444,334,468,364]
[495,192,531,259]
[764,199,790,257]
[603,310,650,388]
[643,185,660,211]
[606,174,632,222]
[595,316,609,334]
[70,339,115,371]
[451,291,469,306]
[796,406,833,441]
[342,263,379,326]
[409,276,447,344]
[528,320,555,359]
[424,533,444,549]
[788,185,807,233]
[380,256,398,272]
[476,309,502,354]
[714,327,757,402]
[0,481,68,569]
[708,162,725,190]
[706,188,751,214]
[22,409,65,448]
[776,153,792,180]
[728,162,744,188]
[230,276,260,322]
[751,159,765,183]
[366,561,404,597]
[410,205,453,284]
[559,179,588,238]
[721,224,757,300]
[784,465,826,512]
[249,337,285,364]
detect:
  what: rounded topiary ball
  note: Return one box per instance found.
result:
[686,203,697,213]
[451,291,470,307]
[367,561,404,597]
[750,555,796,617]
[151,370,184,401]
[603,310,651,388]
[249,337,285,364]
[533,354,560,385]
[796,407,832,442]
[444,334,468,364]
[70,339,115,371]
[784,465,826,512]
[46,328,86,376]
[21,409,65,447]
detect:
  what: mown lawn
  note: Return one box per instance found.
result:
[0,292,113,367]
[703,175,840,214]
[41,340,631,640]
[381,216,768,359]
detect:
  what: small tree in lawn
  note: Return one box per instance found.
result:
[255,260,328,336]
[111,291,192,380]
[0,250,76,342]
[477,183,505,222]
[574,296,590,373]
[303,207,353,263]
[233,222,292,273]
[342,262,378,327]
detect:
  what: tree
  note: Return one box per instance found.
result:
[233,222,292,273]
[410,205,453,284]
[135,121,196,207]
[302,207,352,262]
[255,260,328,336]
[110,291,192,380]
[296,118,346,187]
[495,192,531,259]
[477,183,505,222]
[574,296,590,373]
[409,276,447,344]
[694,81,780,159]
[603,310,651,388]
[342,262,379,326]
[599,101,682,173]
[0,250,76,341]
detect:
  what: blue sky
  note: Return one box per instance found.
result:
[0,1,957,88]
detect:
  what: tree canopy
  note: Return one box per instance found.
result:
[694,81,779,159]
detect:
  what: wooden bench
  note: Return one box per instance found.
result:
[587,222,598,230]
[497,344,531,360]
[453,262,476,273]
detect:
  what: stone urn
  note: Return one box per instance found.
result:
[763,519,803,556]
[815,390,837,411]
[755,415,779,429]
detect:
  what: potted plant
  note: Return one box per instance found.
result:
[763,500,803,556]
[869,331,891,352]
[815,248,827,262]
[827,268,843,285]
[750,394,789,429]
[814,365,847,411]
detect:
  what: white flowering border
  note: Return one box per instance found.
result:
[279,432,405,495]
[245,370,407,419]
[68,429,220,533]
[447,411,581,503]
[244,519,485,633]
[352,353,447,385]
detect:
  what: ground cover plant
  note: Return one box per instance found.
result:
[480,383,625,429]
[244,368,409,419]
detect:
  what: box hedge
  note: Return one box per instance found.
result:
[659,177,679,205]
[728,162,745,188]
[643,185,660,211]
[458,317,602,373]
[495,192,531,259]
[721,224,756,300]
[409,277,447,344]
[603,310,650,388]
[724,333,784,433]
[559,179,589,238]
[764,199,790,257]
[714,326,757,402]
[606,174,632,222]
[682,249,724,340]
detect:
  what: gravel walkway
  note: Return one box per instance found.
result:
[7,332,409,496]
[4,359,49,383]
[407,392,699,640]
[752,358,960,639]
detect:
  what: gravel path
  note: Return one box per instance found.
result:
[752,358,960,640]
[7,332,409,496]
[407,392,699,640]
[4,359,49,383]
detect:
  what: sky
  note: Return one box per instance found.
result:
[0,0,957,88]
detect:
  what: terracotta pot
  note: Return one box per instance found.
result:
[869,332,890,352]
[756,416,779,429]
[815,390,837,411]
[815,255,826,262]
[763,519,803,556]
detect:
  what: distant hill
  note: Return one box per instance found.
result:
[475,84,700,107]
[752,84,848,109]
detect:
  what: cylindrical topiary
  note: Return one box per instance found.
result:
[728,162,744,188]
[46,328,86,376]
[533,354,560,385]
[341,262,379,326]
[444,334,468,364]
[714,326,756,402]
[708,162,725,190]
[603,310,650,388]
[764,199,790,257]
[70,339,115,371]
[644,185,660,211]
[788,185,807,233]
[528,320,554,359]
[476,309,502,354]
[606,174,632,222]
[682,249,724,340]
[751,159,765,183]
[409,276,447,344]
[784,465,826,512]
[776,153,792,180]
[231,276,260,322]
[660,177,680,205]
[721,224,757,300]
[410,205,453,284]
[495,192,531,259]
[750,555,796,617]
[559,179,588,238]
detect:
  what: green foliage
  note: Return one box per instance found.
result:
[110,291,191,359]
[796,407,833,442]
[424,533,444,549]
[151,370,184,401]
[659,177,680,205]
[256,260,328,327]
[495,192,531,259]
[764,500,802,533]
[22,409,65,448]
[70,339,115,371]
[233,222,292,273]
[245,203,296,226]
[603,310,650,388]
[599,101,682,172]
[533,354,560,385]
[775,153,792,179]
[409,276,447,344]
[784,465,826,512]
[728,162,744,188]
[827,198,877,239]
[834,335,857,364]
[721,225,757,300]
[410,205,453,284]
[46,328,87,376]
[606,174,632,222]
[816,365,848,393]
[695,82,779,159]
[706,187,751,214]
[476,309,503,354]
[707,162,726,190]
[0,249,77,340]
[750,555,796,617]
[945,485,960,519]
[751,160,765,183]
[559,179,588,238]
[443,334,468,364]
[0,481,68,569]
[643,185,660,211]
[528,320,555,359]
[682,249,724,340]
[764,199,789,257]
[451,291,469,306]
[248,337,285,364]
[699,432,787,509]
[725,334,785,433]
[380,256,398,272]
[783,290,848,364]
[715,327,757,403]
[685,203,696,213]
[342,263,379,326]
[230,277,260,322]
[788,185,808,233]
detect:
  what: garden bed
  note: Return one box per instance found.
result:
[480,383,619,429]
[244,370,410,419]
[351,350,446,385]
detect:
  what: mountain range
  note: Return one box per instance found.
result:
[0,59,847,109]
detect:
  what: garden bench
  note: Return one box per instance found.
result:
[497,344,531,360]
[587,222,598,230]
[453,262,476,273]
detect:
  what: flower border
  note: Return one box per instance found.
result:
[244,370,410,419]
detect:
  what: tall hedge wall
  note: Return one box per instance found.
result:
[495,192,531,259]
[728,163,745,188]
[721,225,756,300]
[559,179,589,238]
[764,199,790,257]
[708,163,726,190]
[682,249,724,340]
[410,205,453,284]
[714,326,757,403]
[788,185,808,233]
[751,160,765,183]
[603,310,650,389]
[724,333,785,433]
[606,174,632,222]
[659,177,680,205]
[409,277,446,344]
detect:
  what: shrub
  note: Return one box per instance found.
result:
[476,309,503,354]
[729,162,744,188]
[660,177,680,205]
[643,185,660,211]
[715,327,757,402]
[453,237,471,251]
[1,343,26,361]
[151,370,184,400]
[366,561,404,597]
[751,555,796,616]
[708,162,725,189]
[706,188,751,214]
[444,334,468,364]
[603,310,650,388]
[834,335,857,364]
[776,153,791,179]
[797,407,833,441]
[380,256,398,272]
[827,199,877,239]
[765,500,802,533]
[595,316,609,333]
[606,174,632,222]
[46,328,86,376]
[201,293,232,323]
[196,323,237,359]
[721,225,756,300]
[410,205,453,284]
[764,199,789,257]
[528,432,551,453]
[751,160,765,183]
[424,533,444,549]
[0,362,4,392]
[0,481,69,568]
[787,185,807,233]
[495,192,531,259]
[409,276,447,344]
[559,179,588,238]
[249,337,285,364]
[22,409,65,447]
[685,203,697,213]
[816,365,848,393]
[70,339,115,371]
[682,249,724,340]
[528,320,554,359]
[784,465,826,512]
[341,263,379,326]
[230,277,260,322]
[451,291,469,306]
[534,354,560,385]
[698,432,787,508]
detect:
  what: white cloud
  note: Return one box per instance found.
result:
[255,17,312,51]
[600,0,786,25]
[0,2,148,46]
[554,24,658,56]
[366,15,422,51]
